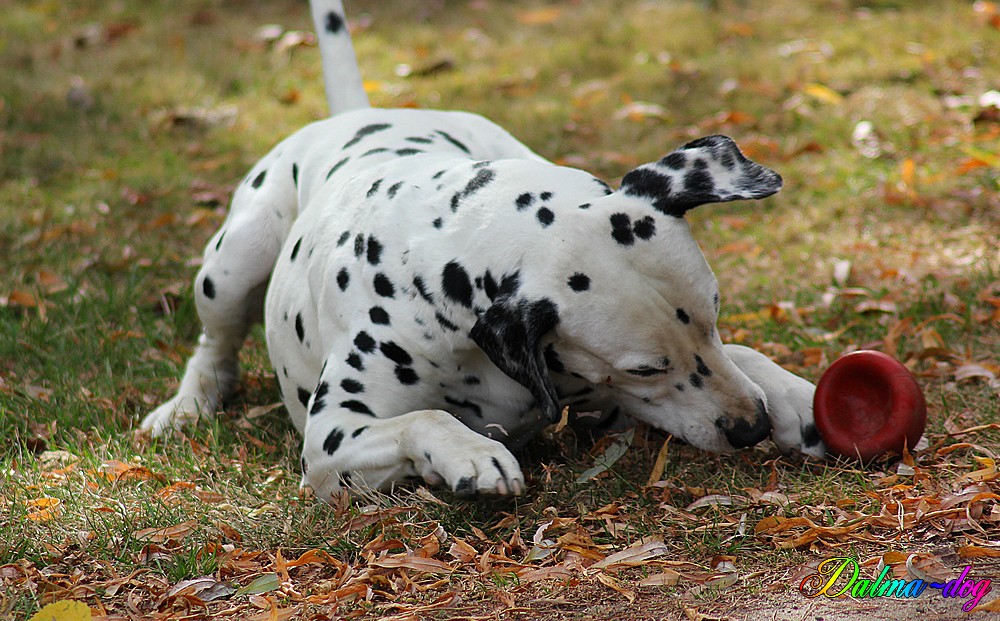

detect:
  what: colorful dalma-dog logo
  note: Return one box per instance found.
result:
[799,556,993,613]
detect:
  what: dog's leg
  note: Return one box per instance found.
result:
[308,0,369,116]
[298,361,525,500]
[723,344,825,458]
[142,156,296,436]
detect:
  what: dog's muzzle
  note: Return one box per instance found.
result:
[716,398,772,448]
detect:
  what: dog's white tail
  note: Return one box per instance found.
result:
[309,0,370,115]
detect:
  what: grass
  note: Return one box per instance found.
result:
[2,0,999,619]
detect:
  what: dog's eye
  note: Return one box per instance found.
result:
[625,364,670,378]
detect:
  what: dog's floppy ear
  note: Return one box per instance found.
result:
[470,297,561,422]
[619,135,782,217]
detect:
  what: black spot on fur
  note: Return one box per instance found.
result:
[290,238,302,261]
[540,191,553,201]
[676,308,690,324]
[343,123,392,149]
[432,217,443,229]
[435,311,459,332]
[310,381,329,415]
[251,170,266,189]
[373,273,395,298]
[354,331,376,353]
[515,193,535,211]
[346,353,364,371]
[406,136,433,144]
[341,379,364,394]
[352,426,368,438]
[633,216,656,240]
[694,355,713,377]
[497,271,520,297]
[323,429,344,455]
[295,313,305,342]
[300,456,308,475]
[380,341,413,366]
[367,179,383,198]
[297,387,310,407]
[444,396,483,417]
[413,276,434,303]
[450,168,495,212]
[366,236,382,265]
[610,213,635,246]
[594,178,614,195]
[362,147,389,158]
[353,234,365,258]
[202,277,215,299]
[660,152,686,170]
[337,268,350,291]
[621,167,684,216]
[327,157,349,179]
[491,457,508,481]
[387,181,403,198]
[396,148,422,156]
[442,261,473,307]
[369,306,390,325]
[340,400,375,416]
[567,273,590,292]
[324,11,344,33]
[482,271,498,301]
[689,373,704,389]
[464,375,481,385]
[578,203,591,210]
[536,207,555,227]
[292,163,299,186]
[675,383,685,391]
[336,231,351,247]
[719,149,736,170]
[683,169,715,195]
[395,366,420,385]
[214,231,226,251]
[436,130,470,154]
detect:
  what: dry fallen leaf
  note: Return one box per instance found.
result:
[370,553,454,574]
[590,539,669,571]
[135,520,199,543]
[26,497,61,522]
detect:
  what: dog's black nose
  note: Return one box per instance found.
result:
[717,398,771,448]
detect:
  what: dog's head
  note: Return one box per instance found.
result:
[472,136,783,452]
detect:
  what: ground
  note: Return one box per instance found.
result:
[1,1,999,620]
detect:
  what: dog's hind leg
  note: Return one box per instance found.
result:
[142,153,297,436]
[308,0,369,116]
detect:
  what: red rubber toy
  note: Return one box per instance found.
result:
[813,350,927,461]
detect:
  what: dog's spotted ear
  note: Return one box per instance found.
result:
[470,298,561,423]
[619,135,782,217]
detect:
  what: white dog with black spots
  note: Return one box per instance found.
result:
[142,0,824,501]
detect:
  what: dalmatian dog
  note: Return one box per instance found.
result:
[142,0,824,500]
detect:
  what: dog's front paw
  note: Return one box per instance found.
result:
[419,435,525,496]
